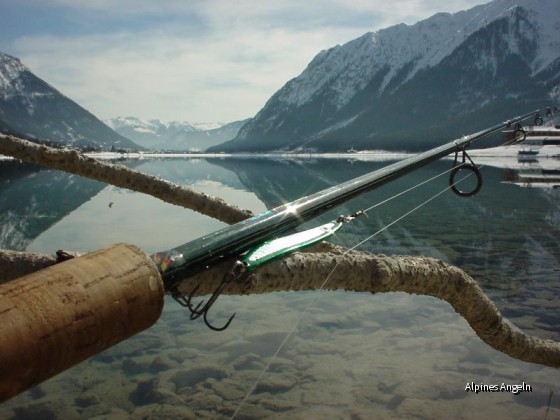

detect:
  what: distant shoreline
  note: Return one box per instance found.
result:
[1,144,558,163]
[82,150,414,162]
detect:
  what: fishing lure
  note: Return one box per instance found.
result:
[243,212,363,270]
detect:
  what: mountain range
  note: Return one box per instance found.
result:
[0,52,244,151]
[105,117,249,151]
[2,0,559,153]
[211,0,560,152]
[0,52,139,150]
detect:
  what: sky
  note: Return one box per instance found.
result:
[0,0,489,124]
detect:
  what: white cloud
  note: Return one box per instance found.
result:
[15,28,335,122]
[9,0,487,123]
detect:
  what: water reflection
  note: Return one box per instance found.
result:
[0,159,267,255]
[0,156,559,418]
[0,161,106,250]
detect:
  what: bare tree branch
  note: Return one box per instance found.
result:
[0,249,57,283]
[181,246,560,368]
[0,134,253,224]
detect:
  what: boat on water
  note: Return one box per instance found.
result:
[517,146,540,161]
[502,166,560,189]
[469,121,560,158]
[522,125,560,146]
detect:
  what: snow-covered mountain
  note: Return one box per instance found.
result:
[0,52,139,149]
[212,0,560,152]
[105,116,249,151]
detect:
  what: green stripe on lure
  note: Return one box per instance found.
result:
[242,211,363,270]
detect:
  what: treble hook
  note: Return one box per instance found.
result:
[173,261,244,331]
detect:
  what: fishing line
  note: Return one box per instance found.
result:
[231,162,478,419]
[362,162,466,213]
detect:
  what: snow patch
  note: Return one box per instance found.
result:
[105,116,225,134]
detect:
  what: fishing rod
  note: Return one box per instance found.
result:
[152,107,552,330]
[0,107,552,402]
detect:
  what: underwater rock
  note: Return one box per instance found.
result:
[78,403,131,420]
[232,353,265,371]
[11,399,81,420]
[211,379,246,401]
[226,403,276,419]
[129,378,182,406]
[169,365,231,390]
[165,349,204,364]
[224,332,289,357]
[121,356,152,375]
[435,387,467,401]
[149,354,179,373]
[267,356,296,373]
[131,403,196,419]
[377,380,402,394]
[74,391,100,408]
[302,388,348,406]
[95,336,163,362]
[28,385,47,400]
[258,394,300,412]
[456,360,492,377]
[254,373,298,394]
[186,393,223,411]
[386,394,406,410]
[88,407,130,419]
[356,385,394,406]
[515,386,555,409]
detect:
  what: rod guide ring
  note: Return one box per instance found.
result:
[449,164,483,197]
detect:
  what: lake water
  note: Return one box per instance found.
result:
[0,156,559,418]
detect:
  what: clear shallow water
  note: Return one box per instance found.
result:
[0,156,559,418]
